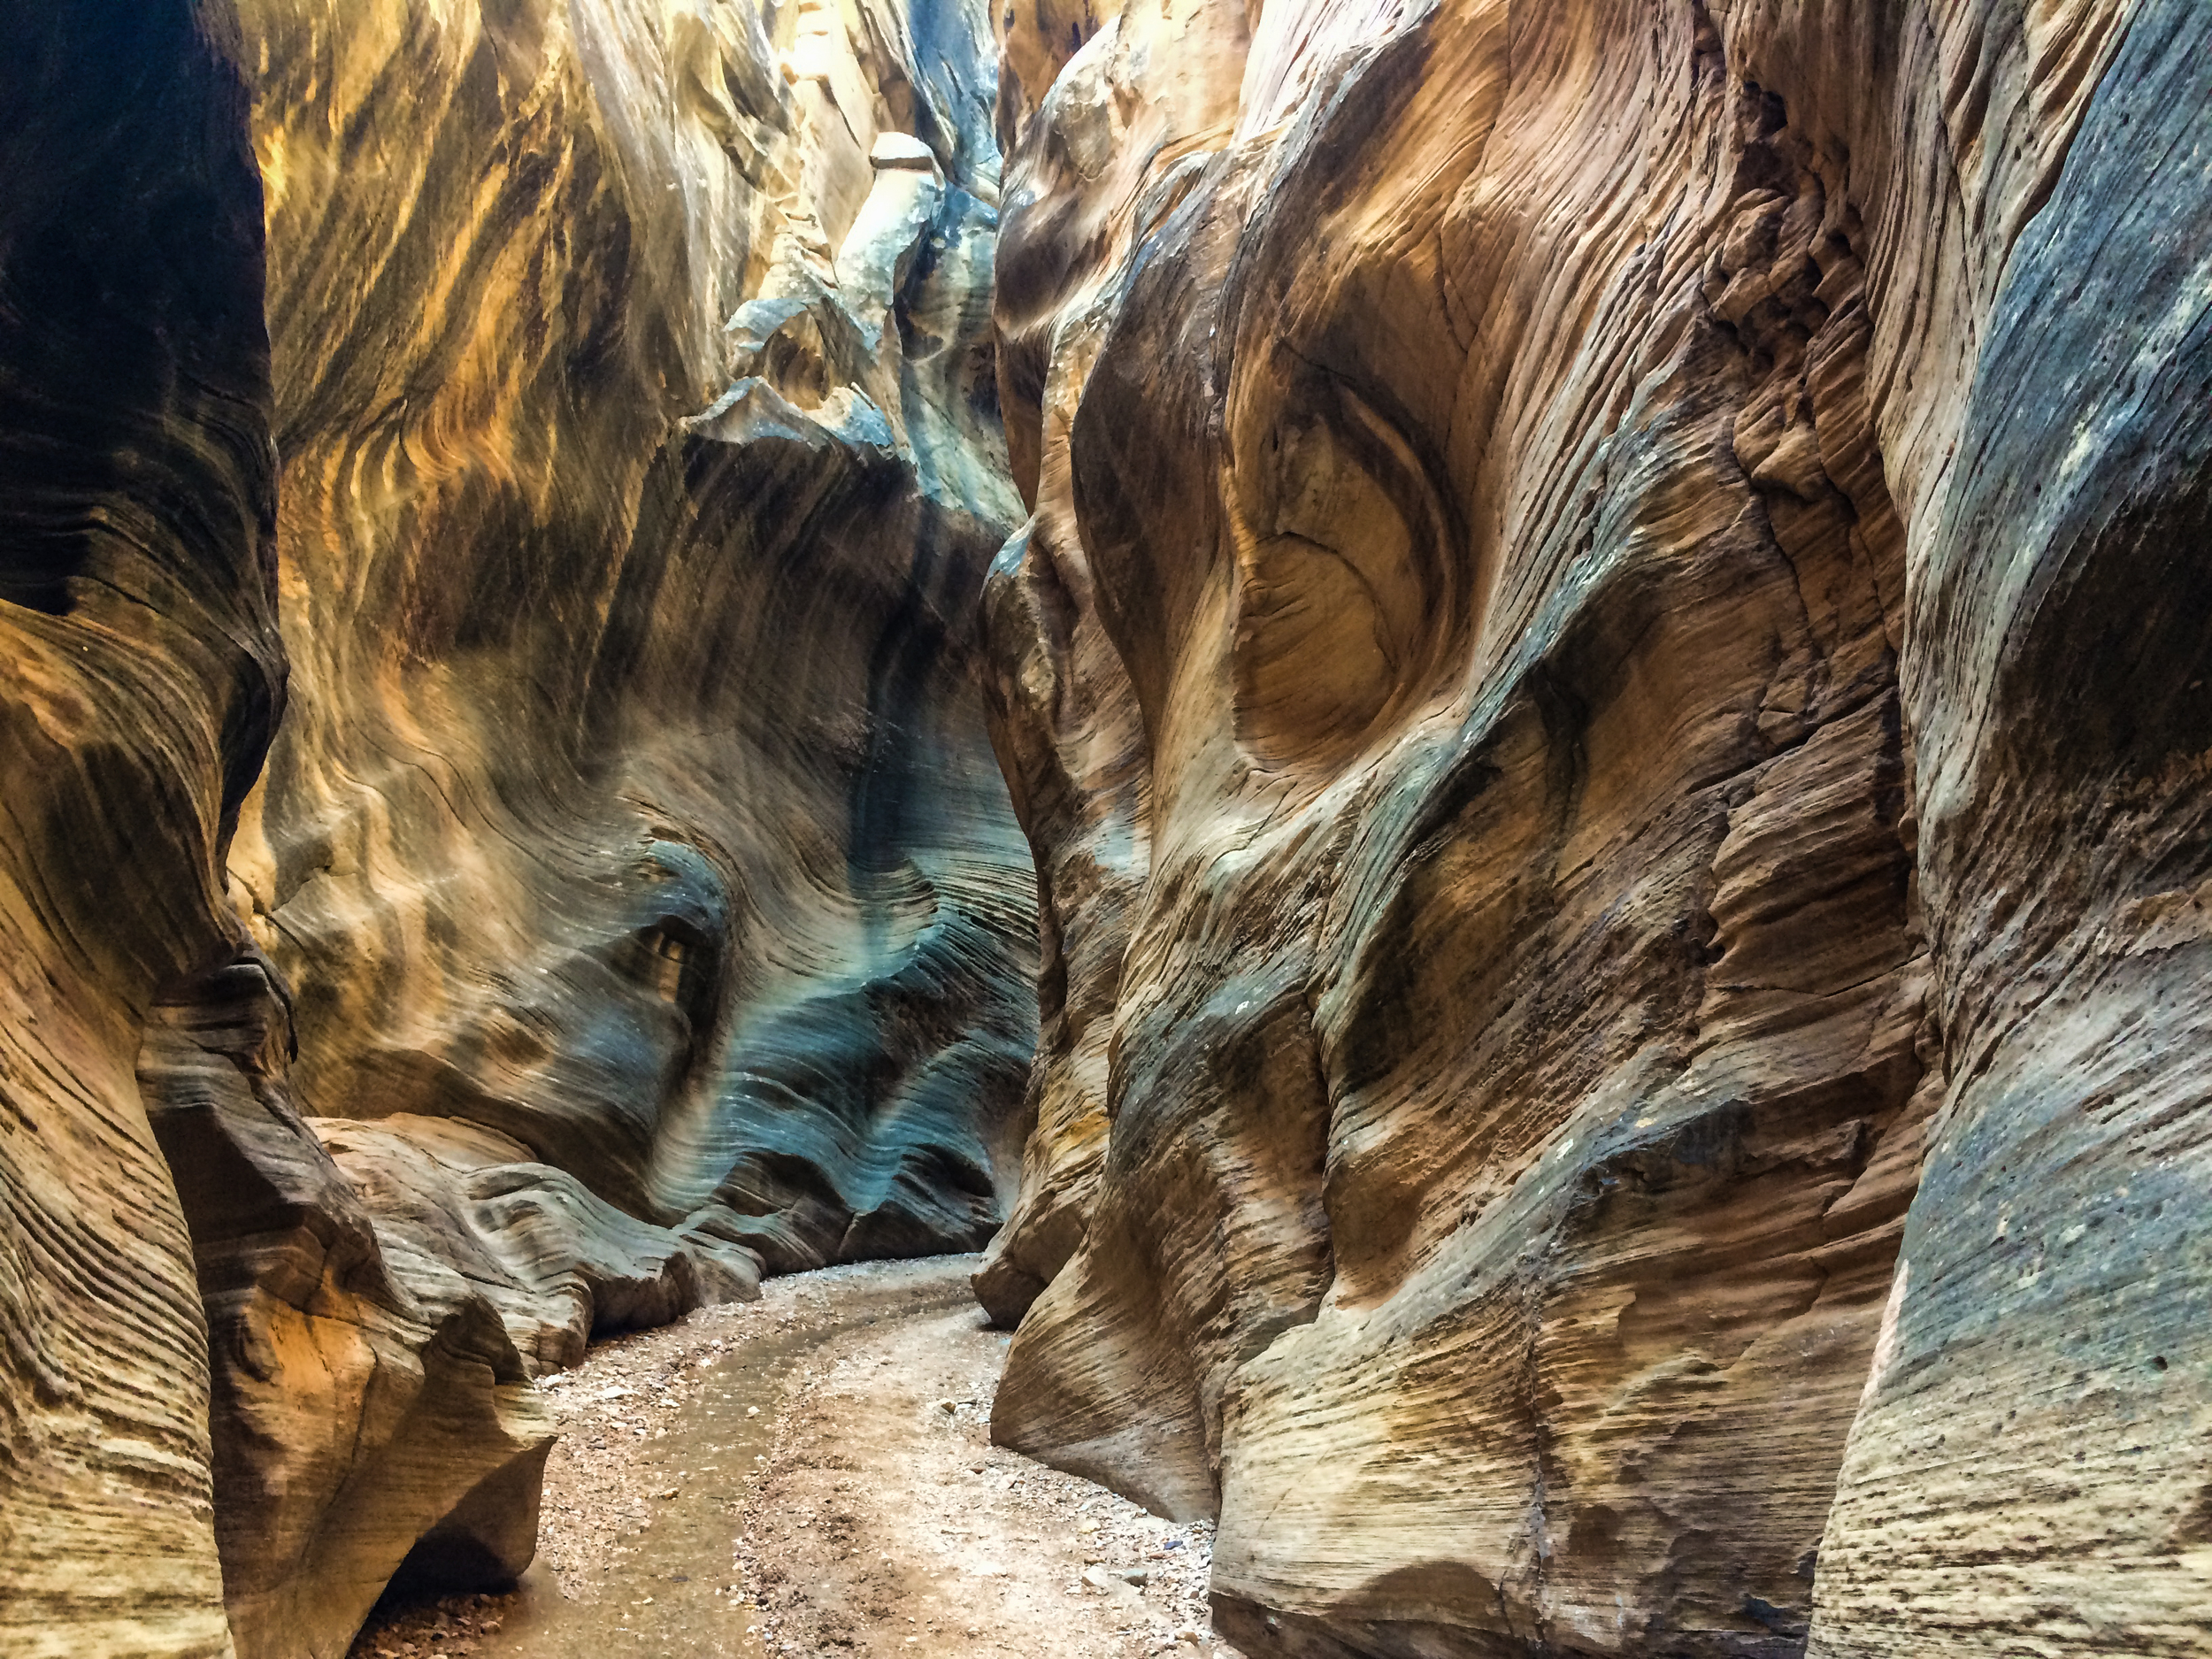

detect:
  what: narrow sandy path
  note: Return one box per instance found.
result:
[351,1257,1240,1659]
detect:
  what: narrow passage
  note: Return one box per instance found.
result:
[351,1257,1242,1659]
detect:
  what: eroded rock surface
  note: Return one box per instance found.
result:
[982,0,2212,1654]
[4,0,1033,1654]
[0,4,280,1651]
[210,0,1034,1647]
[141,948,557,1656]
[9,0,2212,1652]
[230,0,1032,1296]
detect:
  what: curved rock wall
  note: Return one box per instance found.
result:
[9,0,2210,1652]
[981,0,2212,1653]
[0,3,280,1650]
[209,0,1034,1649]
[231,0,1032,1290]
[4,0,1034,1653]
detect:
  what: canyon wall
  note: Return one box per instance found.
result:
[0,4,280,1651]
[981,0,2212,1654]
[7,0,2209,1653]
[229,0,1035,1280]
[3,0,1033,1653]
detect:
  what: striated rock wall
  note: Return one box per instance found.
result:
[0,3,281,1651]
[4,0,1035,1653]
[230,0,1032,1296]
[205,0,1035,1650]
[8,0,2208,1651]
[141,948,560,1656]
[982,0,2212,1653]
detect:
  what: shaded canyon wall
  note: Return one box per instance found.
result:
[230,0,1035,1280]
[2,0,1034,1654]
[0,4,282,1651]
[979,0,2212,1654]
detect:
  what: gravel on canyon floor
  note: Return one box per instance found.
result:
[350,1256,1244,1659]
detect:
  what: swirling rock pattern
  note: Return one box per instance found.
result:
[229,0,1032,1294]
[982,0,2212,1654]
[4,0,1033,1653]
[205,0,1034,1650]
[0,3,281,1652]
[9,0,2212,1652]
[141,948,560,1656]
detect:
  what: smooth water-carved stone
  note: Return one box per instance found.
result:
[204,0,1031,1647]
[4,0,1033,1651]
[980,0,2212,1653]
[0,3,281,1651]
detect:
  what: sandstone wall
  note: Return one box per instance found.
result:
[211,0,1037,1648]
[3,0,1035,1653]
[8,0,2209,1651]
[0,4,280,1650]
[981,0,2212,1653]
[230,0,1033,1302]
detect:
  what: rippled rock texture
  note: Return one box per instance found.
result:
[234,0,1030,1317]
[4,0,1032,1653]
[1,4,280,1652]
[982,0,2212,1654]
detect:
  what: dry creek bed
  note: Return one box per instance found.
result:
[350,1255,1247,1659]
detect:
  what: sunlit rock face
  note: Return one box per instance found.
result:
[231,0,1032,1293]
[201,0,1033,1650]
[4,0,1032,1654]
[982,0,2212,1653]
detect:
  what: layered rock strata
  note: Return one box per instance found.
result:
[219,0,1033,1647]
[139,948,561,1655]
[0,4,281,1651]
[4,0,1035,1654]
[982,0,2212,1654]
[231,0,1030,1302]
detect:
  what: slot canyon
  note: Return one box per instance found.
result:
[0,0,2207,1655]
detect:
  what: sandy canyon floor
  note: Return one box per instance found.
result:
[349,1257,1242,1659]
